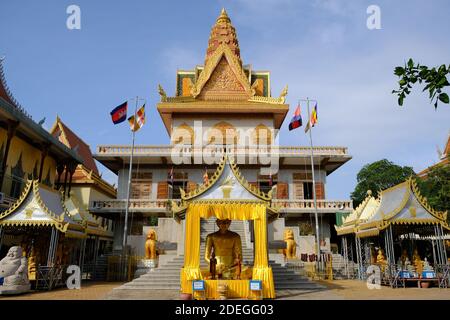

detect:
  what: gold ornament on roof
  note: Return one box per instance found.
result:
[158,84,167,102]
[278,85,288,104]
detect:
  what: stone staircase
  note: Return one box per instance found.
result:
[331,253,357,279]
[112,218,323,292]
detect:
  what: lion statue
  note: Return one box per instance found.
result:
[283,229,297,259]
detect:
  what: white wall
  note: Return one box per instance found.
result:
[172,117,275,146]
[117,167,328,201]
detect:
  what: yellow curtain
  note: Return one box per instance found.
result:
[252,207,275,298]
[180,202,275,298]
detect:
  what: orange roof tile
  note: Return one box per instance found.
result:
[50,117,99,174]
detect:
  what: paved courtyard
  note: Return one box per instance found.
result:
[1,280,449,300]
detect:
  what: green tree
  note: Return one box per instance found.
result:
[416,163,450,218]
[393,59,450,109]
[351,159,415,207]
[148,216,158,226]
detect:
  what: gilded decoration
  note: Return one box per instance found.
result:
[208,121,238,145]
[351,177,450,235]
[201,57,244,94]
[0,180,89,234]
[191,44,251,99]
[158,84,167,102]
[172,123,195,145]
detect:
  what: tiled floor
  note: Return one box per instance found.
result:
[1,280,449,300]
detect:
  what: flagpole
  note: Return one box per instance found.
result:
[304,98,321,266]
[122,96,139,279]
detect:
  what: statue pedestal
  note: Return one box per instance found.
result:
[0,284,31,295]
[134,259,158,279]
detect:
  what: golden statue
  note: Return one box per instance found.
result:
[283,229,297,260]
[145,229,159,260]
[412,248,422,274]
[376,249,387,271]
[205,219,242,279]
[27,247,39,281]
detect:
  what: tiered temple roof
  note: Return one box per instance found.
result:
[335,192,379,236]
[358,178,448,238]
[0,179,113,238]
[336,178,449,238]
[0,59,82,164]
[157,9,289,134]
[50,116,99,174]
[0,180,86,238]
[49,116,116,198]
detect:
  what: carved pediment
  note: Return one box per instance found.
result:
[200,57,245,97]
[191,44,251,101]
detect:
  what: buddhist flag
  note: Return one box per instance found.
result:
[128,105,146,132]
[288,104,302,131]
[311,103,318,127]
[305,103,318,133]
[110,102,128,124]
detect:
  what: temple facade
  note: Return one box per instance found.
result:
[93,9,353,259]
[0,59,116,285]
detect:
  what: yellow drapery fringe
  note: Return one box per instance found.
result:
[180,203,275,299]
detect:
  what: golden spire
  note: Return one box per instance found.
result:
[217,8,231,23]
[205,8,241,65]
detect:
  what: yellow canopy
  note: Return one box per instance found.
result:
[180,202,275,298]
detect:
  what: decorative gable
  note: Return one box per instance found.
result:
[191,44,252,100]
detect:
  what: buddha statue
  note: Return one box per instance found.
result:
[412,249,422,275]
[145,229,158,260]
[205,219,242,280]
[28,248,37,281]
[400,249,409,265]
[376,249,387,272]
[422,258,434,272]
[283,229,297,260]
[0,246,31,294]
[376,249,386,265]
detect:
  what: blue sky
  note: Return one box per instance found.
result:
[1,0,449,200]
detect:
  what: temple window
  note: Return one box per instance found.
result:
[293,172,314,200]
[131,172,152,199]
[251,124,272,146]
[257,174,277,194]
[172,123,194,145]
[168,172,188,199]
[208,121,238,145]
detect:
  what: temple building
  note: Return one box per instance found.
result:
[0,59,116,286]
[93,9,353,262]
[0,60,82,210]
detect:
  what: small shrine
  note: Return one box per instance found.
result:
[171,155,279,299]
[0,179,112,292]
[336,177,449,287]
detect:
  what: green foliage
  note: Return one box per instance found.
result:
[351,159,415,207]
[393,59,450,109]
[415,163,450,218]
[148,216,158,226]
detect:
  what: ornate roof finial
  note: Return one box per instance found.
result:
[205,8,241,65]
[217,8,230,24]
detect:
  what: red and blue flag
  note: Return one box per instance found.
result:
[288,104,303,131]
[110,102,128,124]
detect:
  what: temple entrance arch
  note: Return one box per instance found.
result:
[172,155,278,299]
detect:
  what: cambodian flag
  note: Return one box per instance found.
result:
[288,104,303,131]
[110,102,128,124]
